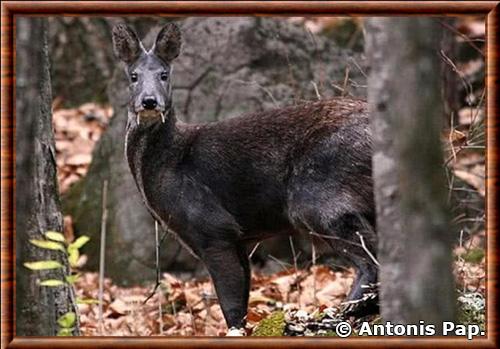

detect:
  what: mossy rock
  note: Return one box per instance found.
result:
[457,293,485,331]
[252,311,286,336]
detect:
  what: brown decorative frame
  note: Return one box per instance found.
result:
[1,1,498,348]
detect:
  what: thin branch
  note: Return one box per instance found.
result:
[155,221,164,335]
[231,79,279,108]
[311,239,318,307]
[439,50,474,107]
[289,236,301,308]
[187,304,197,335]
[143,220,163,305]
[439,19,484,57]
[309,231,363,249]
[341,66,350,97]
[248,242,261,259]
[289,236,298,272]
[355,231,380,267]
[98,180,108,335]
[349,56,367,78]
[267,254,292,271]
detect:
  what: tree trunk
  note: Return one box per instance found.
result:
[16,17,79,336]
[366,18,456,328]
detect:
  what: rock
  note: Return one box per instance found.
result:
[287,323,306,333]
[294,310,311,322]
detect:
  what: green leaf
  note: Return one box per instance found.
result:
[45,231,66,243]
[69,235,90,250]
[76,297,99,304]
[57,327,74,336]
[65,273,81,284]
[39,279,66,287]
[24,261,63,270]
[68,247,80,268]
[29,239,65,252]
[57,312,76,328]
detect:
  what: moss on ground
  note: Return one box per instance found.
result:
[252,311,286,336]
[462,248,485,264]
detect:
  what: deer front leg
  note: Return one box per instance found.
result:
[201,242,250,331]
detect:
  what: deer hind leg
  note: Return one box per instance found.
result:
[287,187,378,303]
[324,213,378,301]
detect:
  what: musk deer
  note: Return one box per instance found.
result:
[112,22,377,334]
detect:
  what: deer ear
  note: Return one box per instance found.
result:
[154,23,182,63]
[112,24,142,64]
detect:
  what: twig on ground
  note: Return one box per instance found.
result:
[311,81,321,100]
[187,304,197,335]
[330,82,347,94]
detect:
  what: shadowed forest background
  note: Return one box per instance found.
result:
[16,16,485,336]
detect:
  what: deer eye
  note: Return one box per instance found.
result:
[160,72,169,81]
[130,73,138,83]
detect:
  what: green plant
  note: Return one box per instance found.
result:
[56,312,77,336]
[24,231,92,336]
[252,311,286,336]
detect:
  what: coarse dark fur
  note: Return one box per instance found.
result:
[112,23,377,330]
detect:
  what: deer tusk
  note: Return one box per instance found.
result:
[161,111,165,124]
[137,113,140,125]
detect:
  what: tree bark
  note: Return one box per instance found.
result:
[366,18,456,328]
[16,17,79,336]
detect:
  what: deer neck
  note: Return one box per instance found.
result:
[124,108,181,213]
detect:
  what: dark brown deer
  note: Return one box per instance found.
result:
[112,22,377,334]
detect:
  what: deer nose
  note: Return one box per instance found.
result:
[142,96,158,110]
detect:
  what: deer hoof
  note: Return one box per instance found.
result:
[226,327,246,336]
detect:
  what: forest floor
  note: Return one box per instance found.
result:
[71,259,484,336]
[52,98,486,336]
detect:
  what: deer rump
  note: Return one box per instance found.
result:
[113,22,377,332]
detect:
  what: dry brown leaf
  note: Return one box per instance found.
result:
[458,107,484,126]
[63,215,75,242]
[248,290,275,305]
[53,103,112,193]
[66,154,92,166]
[454,168,485,196]
[108,299,130,316]
[246,308,264,323]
